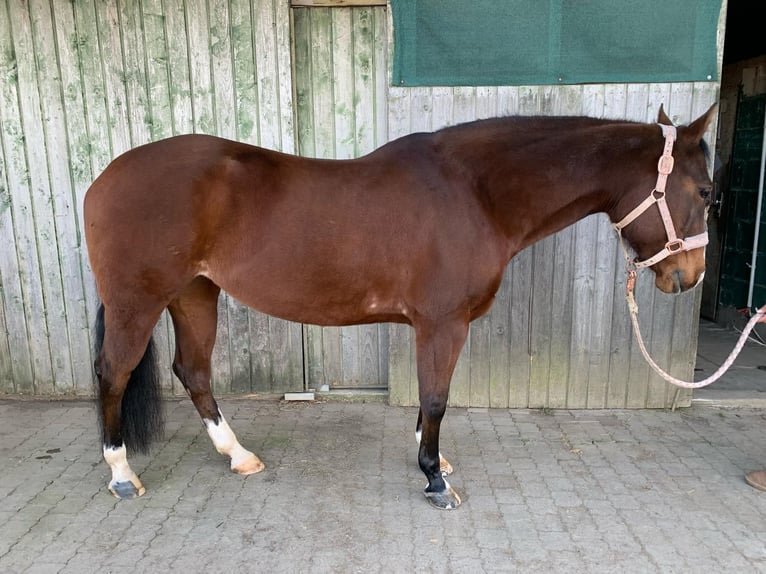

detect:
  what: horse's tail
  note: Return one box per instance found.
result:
[94,303,164,453]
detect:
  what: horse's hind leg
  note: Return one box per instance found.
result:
[168,277,264,475]
[416,410,453,476]
[96,303,165,499]
[414,317,469,510]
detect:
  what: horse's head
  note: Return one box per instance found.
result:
[615,104,717,294]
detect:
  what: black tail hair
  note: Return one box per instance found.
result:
[94,303,164,453]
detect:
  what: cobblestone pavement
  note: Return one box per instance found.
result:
[1,397,766,573]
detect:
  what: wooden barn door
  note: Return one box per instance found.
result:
[291,2,390,390]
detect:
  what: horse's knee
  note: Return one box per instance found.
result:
[420,397,447,421]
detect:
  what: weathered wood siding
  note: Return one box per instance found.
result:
[0,1,722,408]
[0,0,301,396]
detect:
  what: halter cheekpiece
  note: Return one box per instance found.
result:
[613,123,709,269]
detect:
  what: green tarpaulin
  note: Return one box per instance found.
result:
[392,0,721,87]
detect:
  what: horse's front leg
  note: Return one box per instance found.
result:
[414,317,469,510]
[415,410,453,476]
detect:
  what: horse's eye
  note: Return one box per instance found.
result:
[698,187,712,202]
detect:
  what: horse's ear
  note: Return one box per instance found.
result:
[684,103,718,142]
[657,104,673,126]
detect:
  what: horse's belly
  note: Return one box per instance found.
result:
[204,264,410,327]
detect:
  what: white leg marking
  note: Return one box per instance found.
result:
[103,445,145,496]
[203,411,263,473]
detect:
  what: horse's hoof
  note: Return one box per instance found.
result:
[424,482,462,510]
[232,454,265,475]
[440,456,453,476]
[108,480,146,500]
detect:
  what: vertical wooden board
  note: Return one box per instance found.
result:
[528,236,555,407]
[602,84,628,119]
[388,323,414,406]
[646,294,676,408]
[119,0,150,144]
[340,327,361,386]
[231,0,259,143]
[304,324,324,390]
[352,6,377,152]
[11,0,70,394]
[268,317,303,392]
[248,310,271,392]
[669,288,700,407]
[225,298,250,394]
[488,262,512,408]
[371,6,387,147]
[496,86,520,116]
[273,0,296,153]
[468,314,491,407]
[332,8,355,158]
[566,218,597,408]
[321,327,343,387]
[0,285,12,390]
[93,0,131,155]
[606,234,632,408]
[625,273,656,408]
[186,0,215,134]
[409,87,432,132]
[209,0,235,139]
[163,0,194,135]
[254,0,285,150]
[0,146,33,390]
[624,83,650,123]
[547,226,574,408]
[387,87,410,140]
[70,0,111,180]
[293,8,315,156]
[586,215,618,408]
[308,8,335,158]
[430,87,452,131]
[517,86,541,115]
[475,86,497,119]
[508,248,533,408]
[448,336,471,407]
[142,0,173,141]
[45,0,95,393]
[0,4,36,392]
[209,293,230,395]
[451,86,476,124]
[667,82,695,125]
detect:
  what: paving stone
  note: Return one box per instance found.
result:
[2,398,766,573]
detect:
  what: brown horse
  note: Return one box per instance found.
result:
[84,104,716,509]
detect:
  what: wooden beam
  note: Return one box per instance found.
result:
[291,0,387,7]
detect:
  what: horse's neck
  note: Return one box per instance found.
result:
[450,121,647,252]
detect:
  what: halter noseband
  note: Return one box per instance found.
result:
[613,124,709,269]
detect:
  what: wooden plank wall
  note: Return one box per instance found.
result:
[0,0,301,396]
[0,0,722,408]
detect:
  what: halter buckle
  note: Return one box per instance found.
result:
[657,155,674,175]
[665,239,684,254]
